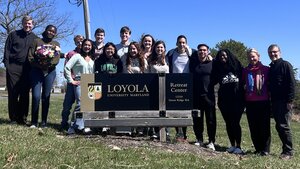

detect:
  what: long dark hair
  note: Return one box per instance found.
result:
[214,49,242,74]
[140,34,155,51]
[101,42,119,59]
[126,41,145,72]
[149,40,166,65]
[80,39,95,59]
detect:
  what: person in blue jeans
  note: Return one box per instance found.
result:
[64,39,95,134]
[60,35,84,131]
[28,25,61,128]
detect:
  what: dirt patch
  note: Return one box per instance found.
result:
[79,135,222,157]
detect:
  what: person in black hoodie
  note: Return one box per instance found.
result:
[94,42,123,74]
[2,16,38,124]
[268,44,295,159]
[189,44,216,151]
[211,49,244,154]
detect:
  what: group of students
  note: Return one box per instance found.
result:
[60,26,295,159]
[3,16,295,160]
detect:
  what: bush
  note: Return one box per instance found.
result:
[294,81,300,114]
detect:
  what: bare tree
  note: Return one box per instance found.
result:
[0,0,77,62]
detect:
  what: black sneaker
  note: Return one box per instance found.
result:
[260,151,269,156]
[41,122,47,128]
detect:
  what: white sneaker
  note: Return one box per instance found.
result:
[84,127,91,133]
[233,147,243,154]
[227,146,236,153]
[30,125,37,128]
[194,140,203,146]
[206,142,215,151]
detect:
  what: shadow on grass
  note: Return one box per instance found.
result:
[0,117,11,124]
[0,117,62,132]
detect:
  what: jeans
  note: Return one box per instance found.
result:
[61,83,81,128]
[30,67,56,125]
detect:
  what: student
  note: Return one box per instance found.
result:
[60,34,84,131]
[268,44,295,159]
[115,26,131,59]
[121,41,148,136]
[189,44,216,150]
[93,28,105,59]
[166,35,192,142]
[64,39,95,134]
[94,42,123,74]
[94,42,123,135]
[242,48,270,156]
[149,40,169,73]
[148,40,169,139]
[211,49,244,154]
[122,41,148,74]
[3,16,38,124]
[140,34,155,61]
[28,25,61,128]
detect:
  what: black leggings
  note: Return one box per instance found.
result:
[219,103,243,147]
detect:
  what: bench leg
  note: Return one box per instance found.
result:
[159,127,166,142]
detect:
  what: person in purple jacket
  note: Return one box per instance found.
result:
[242,48,270,156]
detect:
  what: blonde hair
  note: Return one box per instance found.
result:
[247,48,260,57]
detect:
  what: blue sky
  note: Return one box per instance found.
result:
[56,0,300,80]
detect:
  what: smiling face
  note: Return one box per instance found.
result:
[82,40,93,53]
[219,51,228,63]
[95,32,105,43]
[268,46,281,61]
[176,37,187,52]
[197,45,209,61]
[247,50,260,65]
[155,43,165,56]
[22,19,33,33]
[120,31,131,44]
[143,36,153,50]
[129,44,138,58]
[45,26,57,39]
[105,45,115,58]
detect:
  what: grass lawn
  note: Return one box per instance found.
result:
[0,93,299,169]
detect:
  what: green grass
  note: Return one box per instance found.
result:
[0,94,299,168]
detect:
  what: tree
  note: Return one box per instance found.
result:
[0,0,77,63]
[210,39,249,66]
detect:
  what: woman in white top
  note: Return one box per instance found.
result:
[140,34,155,61]
[149,40,169,73]
[122,41,148,73]
[64,39,95,132]
[148,40,169,139]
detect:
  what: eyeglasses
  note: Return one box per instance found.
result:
[269,50,279,54]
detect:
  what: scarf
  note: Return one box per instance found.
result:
[246,62,264,95]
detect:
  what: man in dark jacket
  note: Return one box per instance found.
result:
[2,16,37,124]
[189,44,216,151]
[268,44,296,159]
